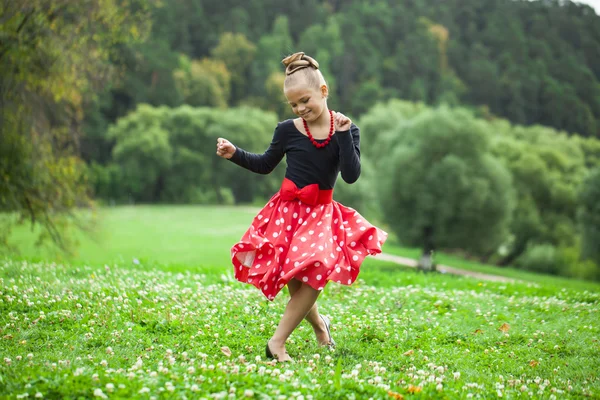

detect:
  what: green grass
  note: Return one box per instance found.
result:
[2,205,599,398]
[9,205,599,291]
[7,205,257,268]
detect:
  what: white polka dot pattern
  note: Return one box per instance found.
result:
[230,192,388,300]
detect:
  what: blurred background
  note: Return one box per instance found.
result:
[1,0,600,281]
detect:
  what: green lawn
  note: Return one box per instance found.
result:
[9,205,599,291]
[2,206,599,399]
[7,205,257,268]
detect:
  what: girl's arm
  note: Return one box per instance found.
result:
[228,124,286,174]
[337,123,361,184]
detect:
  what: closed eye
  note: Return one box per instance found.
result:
[289,97,310,107]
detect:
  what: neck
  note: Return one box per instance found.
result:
[307,107,330,126]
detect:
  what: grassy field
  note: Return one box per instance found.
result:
[2,206,599,399]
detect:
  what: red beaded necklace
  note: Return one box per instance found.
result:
[303,110,334,149]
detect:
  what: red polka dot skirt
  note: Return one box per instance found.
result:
[231,179,388,300]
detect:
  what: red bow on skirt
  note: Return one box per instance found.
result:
[279,178,333,206]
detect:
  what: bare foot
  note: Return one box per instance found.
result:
[267,339,293,362]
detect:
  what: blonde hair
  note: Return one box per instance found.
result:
[281,52,327,91]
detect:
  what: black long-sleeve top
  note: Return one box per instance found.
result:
[229,119,361,190]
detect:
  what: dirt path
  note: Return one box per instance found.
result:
[377,253,516,283]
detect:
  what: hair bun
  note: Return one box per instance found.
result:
[281,52,319,76]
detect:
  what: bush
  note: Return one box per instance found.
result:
[516,244,560,275]
[557,245,600,281]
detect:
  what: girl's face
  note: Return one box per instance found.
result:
[284,84,328,122]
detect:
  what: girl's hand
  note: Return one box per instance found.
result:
[333,111,352,132]
[216,138,236,159]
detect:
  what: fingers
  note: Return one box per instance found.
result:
[332,111,351,131]
[216,138,235,159]
[216,138,227,156]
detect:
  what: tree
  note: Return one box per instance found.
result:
[379,107,515,259]
[174,57,231,108]
[0,0,153,250]
[108,105,172,202]
[579,167,600,267]
[249,16,293,99]
[490,124,588,266]
[101,104,281,205]
[211,32,257,104]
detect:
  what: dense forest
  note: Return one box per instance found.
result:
[2,0,600,279]
[83,0,600,163]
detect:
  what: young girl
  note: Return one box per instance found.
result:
[216,52,387,362]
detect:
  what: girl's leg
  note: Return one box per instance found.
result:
[268,282,322,361]
[287,279,330,345]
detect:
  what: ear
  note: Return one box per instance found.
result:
[321,85,329,98]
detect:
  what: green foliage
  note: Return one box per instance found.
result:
[490,124,588,265]
[108,105,172,202]
[579,167,600,267]
[378,107,515,256]
[558,245,600,281]
[211,32,257,103]
[333,158,380,221]
[174,57,231,108]
[0,0,153,251]
[515,244,561,275]
[104,105,281,204]
[359,99,599,275]
[249,16,293,98]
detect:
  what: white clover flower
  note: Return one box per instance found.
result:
[139,387,150,394]
[436,383,443,391]
[453,372,461,380]
[105,383,114,393]
[100,360,108,367]
[244,389,254,397]
[35,393,43,398]
[93,388,107,399]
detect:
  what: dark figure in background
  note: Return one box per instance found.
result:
[418,225,436,272]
